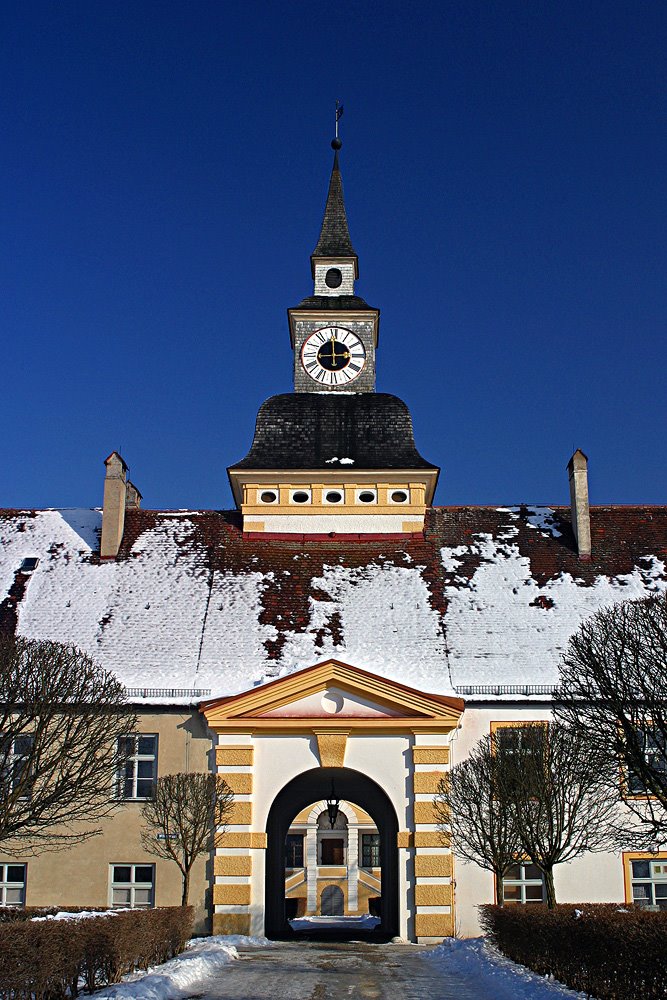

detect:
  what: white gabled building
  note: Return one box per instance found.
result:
[1,138,665,939]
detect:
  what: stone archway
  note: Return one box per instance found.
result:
[264,766,399,939]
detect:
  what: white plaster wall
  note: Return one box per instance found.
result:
[255,514,420,534]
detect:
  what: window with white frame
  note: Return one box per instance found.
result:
[116,735,157,799]
[502,863,545,904]
[630,858,667,910]
[0,864,26,906]
[627,729,667,795]
[110,864,154,908]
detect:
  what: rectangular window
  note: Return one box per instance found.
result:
[361,833,381,868]
[285,834,304,868]
[116,735,157,799]
[630,858,667,910]
[0,863,26,907]
[494,725,547,759]
[627,729,667,796]
[1,735,34,798]
[110,864,155,908]
[502,863,545,904]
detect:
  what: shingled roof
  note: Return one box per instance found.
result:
[311,150,358,273]
[1,504,665,703]
[228,393,437,471]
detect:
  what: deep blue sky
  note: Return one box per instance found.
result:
[2,1,666,510]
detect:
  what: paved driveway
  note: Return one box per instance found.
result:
[186,940,498,1000]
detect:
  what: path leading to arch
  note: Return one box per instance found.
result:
[183,940,583,1000]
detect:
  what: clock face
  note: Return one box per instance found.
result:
[301,326,366,386]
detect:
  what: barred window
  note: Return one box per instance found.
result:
[503,863,545,904]
[0,864,26,907]
[110,864,154,908]
[361,833,381,868]
[628,729,667,795]
[116,735,157,799]
[285,834,304,868]
[1,735,34,798]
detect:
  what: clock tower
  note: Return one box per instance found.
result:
[289,139,379,393]
[228,134,438,536]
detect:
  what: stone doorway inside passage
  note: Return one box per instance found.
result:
[200,659,464,943]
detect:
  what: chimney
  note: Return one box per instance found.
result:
[567,449,591,560]
[125,481,142,510]
[100,452,129,560]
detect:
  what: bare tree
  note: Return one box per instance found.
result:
[497,722,616,907]
[434,734,523,905]
[0,634,135,853]
[556,594,667,848]
[141,773,234,905]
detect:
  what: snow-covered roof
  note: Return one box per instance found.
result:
[1,505,665,703]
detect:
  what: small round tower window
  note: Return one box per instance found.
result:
[292,491,310,504]
[358,491,376,504]
[259,491,278,504]
[325,267,343,289]
[391,490,409,503]
[325,490,343,504]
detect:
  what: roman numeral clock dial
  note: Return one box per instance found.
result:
[301,326,366,386]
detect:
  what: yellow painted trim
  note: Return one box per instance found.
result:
[214,856,253,877]
[622,851,667,904]
[315,731,348,767]
[318,867,347,878]
[243,521,265,532]
[214,720,456,736]
[212,914,251,935]
[213,884,251,906]
[397,831,414,849]
[243,502,426,517]
[402,521,424,532]
[414,801,439,825]
[414,831,449,848]
[415,913,454,938]
[415,884,452,906]
[412,747,450,765]
[415,855,453,878]
[227,802,252,826]
[414,771,446,794]
[490,720,549,734]
[219,773,253,795]
[202,659,464,727]
[216,747,254,766]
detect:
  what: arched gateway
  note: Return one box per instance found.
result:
[201,659,463,943]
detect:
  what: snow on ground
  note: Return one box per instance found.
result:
[32,909,120,922]
[91,935,272,999]
[428,938,586,999]
[289,914,380,931]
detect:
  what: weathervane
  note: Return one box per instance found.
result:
[333,100,344,149]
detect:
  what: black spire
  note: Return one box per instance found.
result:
[311,140,359,277]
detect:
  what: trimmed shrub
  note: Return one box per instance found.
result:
[0,906,193,999]
[480,903,667,1000]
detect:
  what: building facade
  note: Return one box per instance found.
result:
[1,139,666,939]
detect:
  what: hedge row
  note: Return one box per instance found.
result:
[480,903,667,1000]
[0,906,193,999]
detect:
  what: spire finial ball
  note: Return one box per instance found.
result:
[331,137,342,150]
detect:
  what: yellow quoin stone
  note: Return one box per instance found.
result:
[415,913,454,938]
[412,747,449,764]
[215,831,267,849]
[415,883,452,906]
[414,831,449,848]
[413,771,446,794]
[212,913,251,936]
[213,884,251,906]
[414,854,452,878]
[216,746,254,766]
[315,731,348,767]
[414,801,439,825]
[218,772,253,795]
[226,802,253,826]
[213,856,253,877]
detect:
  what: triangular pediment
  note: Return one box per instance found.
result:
[200,659,464,730]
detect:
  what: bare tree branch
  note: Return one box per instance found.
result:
[141,773,234,905]
[434,734,523,905]
[0,634,136,854]
[555,593,667,848]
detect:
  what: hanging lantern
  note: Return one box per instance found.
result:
[326,780,340,829]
